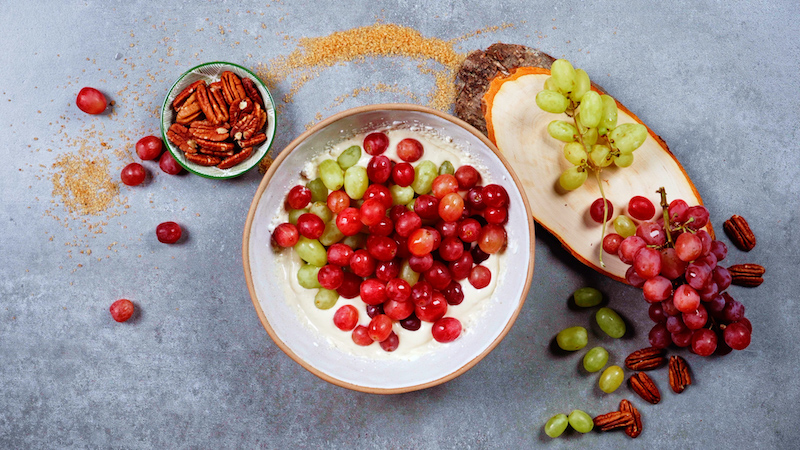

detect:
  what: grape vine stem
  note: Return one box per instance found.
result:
[657,187,673,246]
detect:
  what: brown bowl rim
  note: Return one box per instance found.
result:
[241,103,536,394]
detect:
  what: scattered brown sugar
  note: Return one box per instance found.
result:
[51,145,120,217]
[255,23,466,111]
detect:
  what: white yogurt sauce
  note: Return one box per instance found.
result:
[272,126,506,360]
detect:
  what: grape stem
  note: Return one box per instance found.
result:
[597,170,608,267]
[657,187,673,246]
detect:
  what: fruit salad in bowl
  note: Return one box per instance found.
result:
[243,104,534,393]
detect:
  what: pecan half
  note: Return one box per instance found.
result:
[668,355,692,394]
[166,123,198,154]
[185,153,222,166]
[629,372,661,404]
[190,124,230,142]
[723,215,756,251]
[208,81,230,124]
[195,83,218,125]
[195,138,235,153]
[172,80,205,110]
[229,97,254,126]
[175,92,202,125]
[238,132,266,148]
[241,77,265,108]
[619,399,642,438]
[217,146,253,170]
[728,263,765,287]
[593,411,634,431]
[221,71,247,105]
[625,347,667,371]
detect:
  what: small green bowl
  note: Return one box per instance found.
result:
[160,61,277,179]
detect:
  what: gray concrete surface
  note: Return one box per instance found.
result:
[1,0,798,448]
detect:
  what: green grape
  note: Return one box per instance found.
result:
[550,59,576,94]
[589,144,613,168]
[544,414,569,438]
[319,220,345,246]
[390,185,415,205]
[543,77,558,92]
[411,161,438,195]
[613,153,634,168]
[556,326,588,351]
[319,159,344,191]
[613,215,636,238]
[570,69,591,102]
[337,145,362,169]
[344,166,369,199]
[297,264,322,289]
[578,91,602,128]
[563,142,588,166]
[294,237,327,267]
[596,307,626,338]
[568,410,594,433]
[314,288,339,310]
[599,365,625,393]
[598,95,618,135]
[559,166,587,190]
[535,90,569,114]
[308,201,333,223]
[342,233,367,249]
[439,160,455,176]
[609,123,647,153]
[583,346,609,373]
[399,260,420,286]
[547,120,577,142]
[581,127,598,146]
[573,287,603,307]
[288,208,308,225]
[306,178,328,203]
[407,198,416,211]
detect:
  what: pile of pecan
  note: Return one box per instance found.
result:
[166,71,267,169]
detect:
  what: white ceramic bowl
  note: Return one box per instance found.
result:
[242,104,535,393]
[160,61,277,179]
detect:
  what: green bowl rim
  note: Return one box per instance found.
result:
[160,61,277,179]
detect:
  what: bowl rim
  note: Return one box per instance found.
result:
[160,61,277,179]
[241,103,536,394]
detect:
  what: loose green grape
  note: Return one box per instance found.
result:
[583,346,609,373]
[563,142,588,166]
[568,410,594,433]
[342,233,367,249]
[297,264,322,289]
[547,120,577,142]
[439,160,455,176]
[581,127,598,146]
[319,159,344,191]
[578,91,602,128]
[556,326,588,351]
[598,95,618,135]
[589,144,613,168]
[344,166,369,200]
[390,185,415,205]
[399,260,420,286]
[609,123,648,153]
[613,215,636,238]
[319,220,345,246]
[613,153,634,168]
[599,365,625,393]
[550,59,576,94]
[294,237,327,266]
[544,414,569,438]
[306,178,328,203]
[406,198,416,211]
[411,161,438,195]
[314,288,339,310]
[570,69,591,102]
[596,307,626,338]
[573,287,603,307]
[543,77,558,92]
[337,145,362,169]
[559,166,588,190]
[288,208,308,225]
[308,201,333,223]
[535,90,570,114]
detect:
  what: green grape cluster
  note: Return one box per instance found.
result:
[535,59,649,190]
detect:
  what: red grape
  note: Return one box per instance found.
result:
[336,207,362,236]
[478,224,506,254]
[671,329,693,348]
[469,265,491,289]
[366,235,397,261]
[384,299,414,321]
[673,284,700,313]
[363,184,393,209]
[395,211,422,237]
[666,315,688,334]
[602,233,623,254]
[691,328,717,356]
[625,266,646,288]
[710,240,728,261]
[392,162,415,187]
[410,280,433,307]
[366,155,392,183]
[712,266,732,291]
[156,221,182,244]
[660,248,688,280]
[337,272,362,299]
[408,253,434,272]
[333,305,359,331]
[359,198,387,226]
[317,265,344,290]
[366,304,384,319]
[350,250,376,277]
[109,299,134,323]
[618,236,646,264]
[159,151,183,175]
[368,314,393,341]
[386,278,411,302]
[374,259,401,281]
[415,292,447,322]
[368,216,394,236]
[360,278,388,305]
[439,193,465,223]
[484,207,508,225]
[432,317,462,343]
[273,223,299,247]
[351,325,373,346]
[470,245,490,265]
[720,294,745,323]
[441,281,464,305]
[414,194,440,220]
[327,190,350,214]
[482,184,509,208]
[683,304,708,330]
[287,185,312,209]
[633,247,662,279]
[296,213,324,239]
[424,261,452,290]
[686,205,710,230]
[396,138,424,162]
[408,228,436,256]
[136,136,164,160]
[121,163,146,186]
[431,174,459,199]
[675,233,703,262]
[648,322,671,349]
[668,199,689,223]
[454,165,481,190]
[642,276,672,302]
[449,252,474,280]
[363,132,389,156]
[76,87,107,114]
[438,236,464,262]
[685,262,712,290]
[465,187,486,211]
[590,198,614,223]
[400,315,421,331]
[648,302,667,323]
[637,221,666,246]
[628,196,655,220]
[724,322,751,350]
[380,331,400,352]
[458,218,482,243]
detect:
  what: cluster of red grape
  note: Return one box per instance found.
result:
[597,190,751,356]
[272,131,510,352]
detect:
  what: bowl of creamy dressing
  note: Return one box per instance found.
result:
[243,104,535,393]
